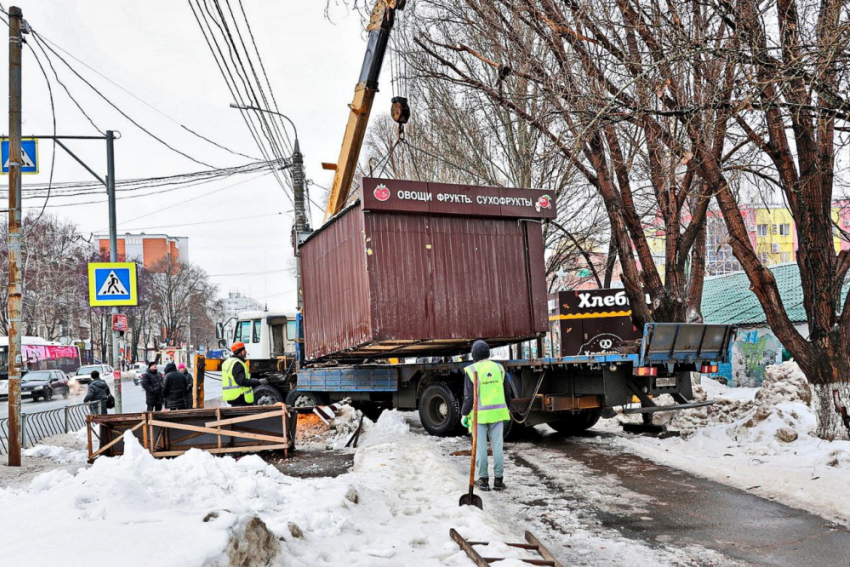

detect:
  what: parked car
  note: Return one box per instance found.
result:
[73,364,113,385]
[0,377,7,398]
[132,362,148,386]
[21,370,71,401]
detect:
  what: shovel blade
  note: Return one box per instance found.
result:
[459,493,483,509]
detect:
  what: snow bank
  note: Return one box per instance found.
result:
[22,444,87,464]
[606,362,850,525]
[2,411,533,566]
[360,408,409,446]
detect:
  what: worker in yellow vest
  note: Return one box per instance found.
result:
[221,342,267,406]
[460,340,514,492]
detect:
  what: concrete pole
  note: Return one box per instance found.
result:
[6,6,23,466]
[106,130,122,413]
[291,139,307,311]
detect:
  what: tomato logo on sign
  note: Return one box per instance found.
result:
[536,194,552,211]
[374,184,391,202]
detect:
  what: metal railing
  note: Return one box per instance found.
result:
[0,401,101,454]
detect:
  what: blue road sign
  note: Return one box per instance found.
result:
[88,262,138,306]
[1,138,38,174]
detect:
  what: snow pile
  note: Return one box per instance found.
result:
[22,444,87,464]
[296,404,364,450]
[607,362,850,525]
[360,408,409,446]
[1,411,534,566]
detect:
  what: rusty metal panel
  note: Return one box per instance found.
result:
[361,212,546,354]
[301,205,371,361]
[302,178,555,361]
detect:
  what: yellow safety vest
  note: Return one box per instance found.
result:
[221,357,254,404]
[464,360,510,424]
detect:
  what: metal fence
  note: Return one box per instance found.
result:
[0,401,101,454]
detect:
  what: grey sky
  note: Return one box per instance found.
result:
[0,0,396,311]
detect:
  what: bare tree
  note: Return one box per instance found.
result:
[404,0,738,323]
[682,0,850,439]
[147,257,219,348]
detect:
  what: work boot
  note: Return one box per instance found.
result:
[476,477,491,492]
[493,477,505,491]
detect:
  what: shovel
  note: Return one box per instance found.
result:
[459,371,483,509]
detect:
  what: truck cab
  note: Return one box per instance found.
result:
[230,311,298,376]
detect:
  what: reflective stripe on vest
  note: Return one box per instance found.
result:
[221,357,254,404]
[464,360,510,424]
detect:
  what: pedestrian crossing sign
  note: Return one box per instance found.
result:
[88,262,138,306]
[1,138,38,174]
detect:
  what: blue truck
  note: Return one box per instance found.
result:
[261,317,734,436]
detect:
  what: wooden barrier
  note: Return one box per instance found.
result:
[86,404,296,462]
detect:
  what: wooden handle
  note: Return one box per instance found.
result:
[468,371,479,490]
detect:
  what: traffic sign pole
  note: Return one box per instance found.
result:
[106,130,122,413]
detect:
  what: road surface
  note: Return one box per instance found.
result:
[0,373,222,419]
[425,420,850,566]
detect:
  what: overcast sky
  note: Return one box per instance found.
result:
[0,0,396,312]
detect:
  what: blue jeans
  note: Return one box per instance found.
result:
[475,421,504,479]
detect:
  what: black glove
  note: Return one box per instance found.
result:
[258,379,269,386]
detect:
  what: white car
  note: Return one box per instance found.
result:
[0,378,7,398]
[73,364,114,385]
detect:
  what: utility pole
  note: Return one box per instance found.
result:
[106,130,122,413]
[291,139,309,311]
[6,6,23,466]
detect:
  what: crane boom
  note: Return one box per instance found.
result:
[324,0,405,221]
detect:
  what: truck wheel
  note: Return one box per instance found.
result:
[253,385,284,406]
[285,389,321,408]
[548,409,602,435]
[419,382,461,436]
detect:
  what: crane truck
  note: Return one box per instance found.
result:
[210,0,734,437]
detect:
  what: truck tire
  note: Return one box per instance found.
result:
[548,409,602,435]
[253,385,284,406]
[419,382,461,436]
[285,389,322,408]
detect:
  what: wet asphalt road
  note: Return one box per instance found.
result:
[529,431,850,566]
[0,374,222,419]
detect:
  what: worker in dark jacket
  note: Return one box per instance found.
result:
[179,363,194,408]
[83,370,111,415]
[162,362,190,410]
[140,361,164,411]
[460,341,513,492]
[222,342,267,406]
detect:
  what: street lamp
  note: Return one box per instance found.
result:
[228,103,311,313]
[229,103,299,150]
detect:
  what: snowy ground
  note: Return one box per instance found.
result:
[0,411,552,567]
[598,362,850,527]
[2,362,848,566]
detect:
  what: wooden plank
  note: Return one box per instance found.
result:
[524,532,563,567]
[216,407,222,449]
[86,416,93,460]
[449,529,490,567]
[148,419,288,445]
[205,409,286,428]
[152,443,290,458]
[281,405,289,459]
[91,420,145,460]
[169,430,207,445]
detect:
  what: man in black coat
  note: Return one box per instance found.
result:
[83,370,111,414]
[140,361,164,411]
[179,364,194,409]
[162,362,190,410]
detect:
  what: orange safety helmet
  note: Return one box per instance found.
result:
[231,342,246,353]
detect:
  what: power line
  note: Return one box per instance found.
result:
[32,29,218,169]
[187,0,293,202]
[23,41,57,231]
[117,211,284,232]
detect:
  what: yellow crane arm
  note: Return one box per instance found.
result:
[324,0,406,221]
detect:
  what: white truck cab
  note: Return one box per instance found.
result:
[231,311,298,375]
